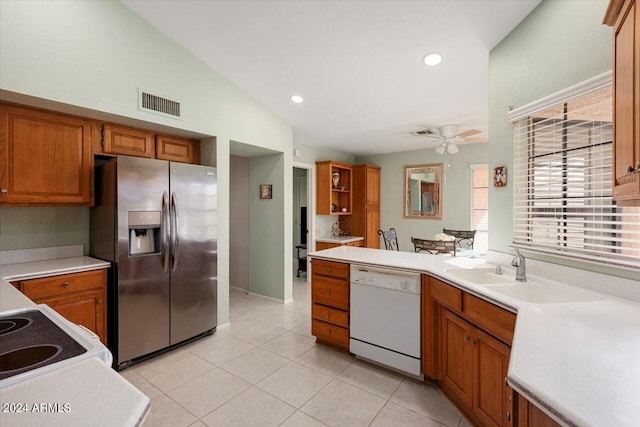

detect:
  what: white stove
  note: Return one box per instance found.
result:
[0,304,112,388]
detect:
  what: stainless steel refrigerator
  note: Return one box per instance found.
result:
[90,156,217,369]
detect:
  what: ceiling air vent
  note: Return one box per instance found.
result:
[138,89,181,119]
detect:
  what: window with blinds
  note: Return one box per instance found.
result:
[511,77,640,269]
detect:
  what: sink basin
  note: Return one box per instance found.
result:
[485,283,602,304]
[445,268,513,285]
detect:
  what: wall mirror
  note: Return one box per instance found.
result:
[403,163,443,220]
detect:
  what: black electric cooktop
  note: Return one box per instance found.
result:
[0,310,87,381]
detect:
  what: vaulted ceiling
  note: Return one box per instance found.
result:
[123,0,541,156]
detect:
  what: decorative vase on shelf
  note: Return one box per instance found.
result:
[332,172,340,189]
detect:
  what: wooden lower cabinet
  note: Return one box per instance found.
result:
[14,269,107,344]
[310,259,350,351]
[517,395,562,427]
[440,309,514,427]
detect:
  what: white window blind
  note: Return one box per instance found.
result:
[510,76,640,269]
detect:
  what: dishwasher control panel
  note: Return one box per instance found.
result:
[350,265,420,294]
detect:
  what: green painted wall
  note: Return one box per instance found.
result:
[0,1,294,322]
[0,207,89,252]
[356,143,488,251]
[250,153,288,300]
[488,0,640,280]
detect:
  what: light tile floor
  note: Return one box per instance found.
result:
[123,273,469,427]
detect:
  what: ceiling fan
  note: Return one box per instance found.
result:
[412,124,483,154]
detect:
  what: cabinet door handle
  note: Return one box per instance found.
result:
[0,188,7,193]
[505,377,508,387]
[627,165,636,174]
[506,412,511,422]
[63,282,70,288]
[97,298,103,304]
[470,339,477,346]
[463,335,470,341]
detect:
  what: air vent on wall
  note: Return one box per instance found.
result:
[138,89,181,119]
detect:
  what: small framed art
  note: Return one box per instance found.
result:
[259,184,272,199]
[493,166,507,187]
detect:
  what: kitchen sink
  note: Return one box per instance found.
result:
[444,268,514,285]
[484,282,602,304]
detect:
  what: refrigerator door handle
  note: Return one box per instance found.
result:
[162,191,170,272]
[171,191,180,272]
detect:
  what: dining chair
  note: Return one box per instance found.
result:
[411,237,456,256]
[442,228,476,250]
[378,228,400,251]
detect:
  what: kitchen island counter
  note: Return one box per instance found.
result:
[308,246,640,427]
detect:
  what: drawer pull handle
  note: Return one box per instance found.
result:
[63,282,70,288]
[325,290,331,295]
[97,298,103,304]
[326,330,332,335]
[325,313,330,319]
[326,268,331,272]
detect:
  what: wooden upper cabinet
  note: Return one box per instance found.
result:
[351,164,381,248]
[316,161,353,215]
[102,123,155,158]
[156,134,200,164]
[0,104,92,205]
[605,0,640,205]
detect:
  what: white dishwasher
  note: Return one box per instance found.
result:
[350,264,421,376]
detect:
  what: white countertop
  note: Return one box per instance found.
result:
[0,256,150,427]
[308,246,640,427]
[315,236,364,244]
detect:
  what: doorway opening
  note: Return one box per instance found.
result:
[292,162,314,284]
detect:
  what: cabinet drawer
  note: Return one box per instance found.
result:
[312,276,349,310]
[20,269,106,300]
[431,278,462,312]
[312,259,349,279]
[462,293,516,345]
[312,303,348,327]
[312,319,349,349]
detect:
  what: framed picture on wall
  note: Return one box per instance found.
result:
[260,184,272,199]
[493,166,507,187]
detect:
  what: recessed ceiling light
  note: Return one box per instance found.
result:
[291,95,304,104]
[423,53,442,66]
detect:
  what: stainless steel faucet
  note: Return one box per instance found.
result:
[511,248,526,282]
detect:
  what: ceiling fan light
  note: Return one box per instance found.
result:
[435,144,446,154]
[447,142,459,154]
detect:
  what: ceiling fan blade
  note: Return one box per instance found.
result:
[464,136,489,143]
[457,129,482,139]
